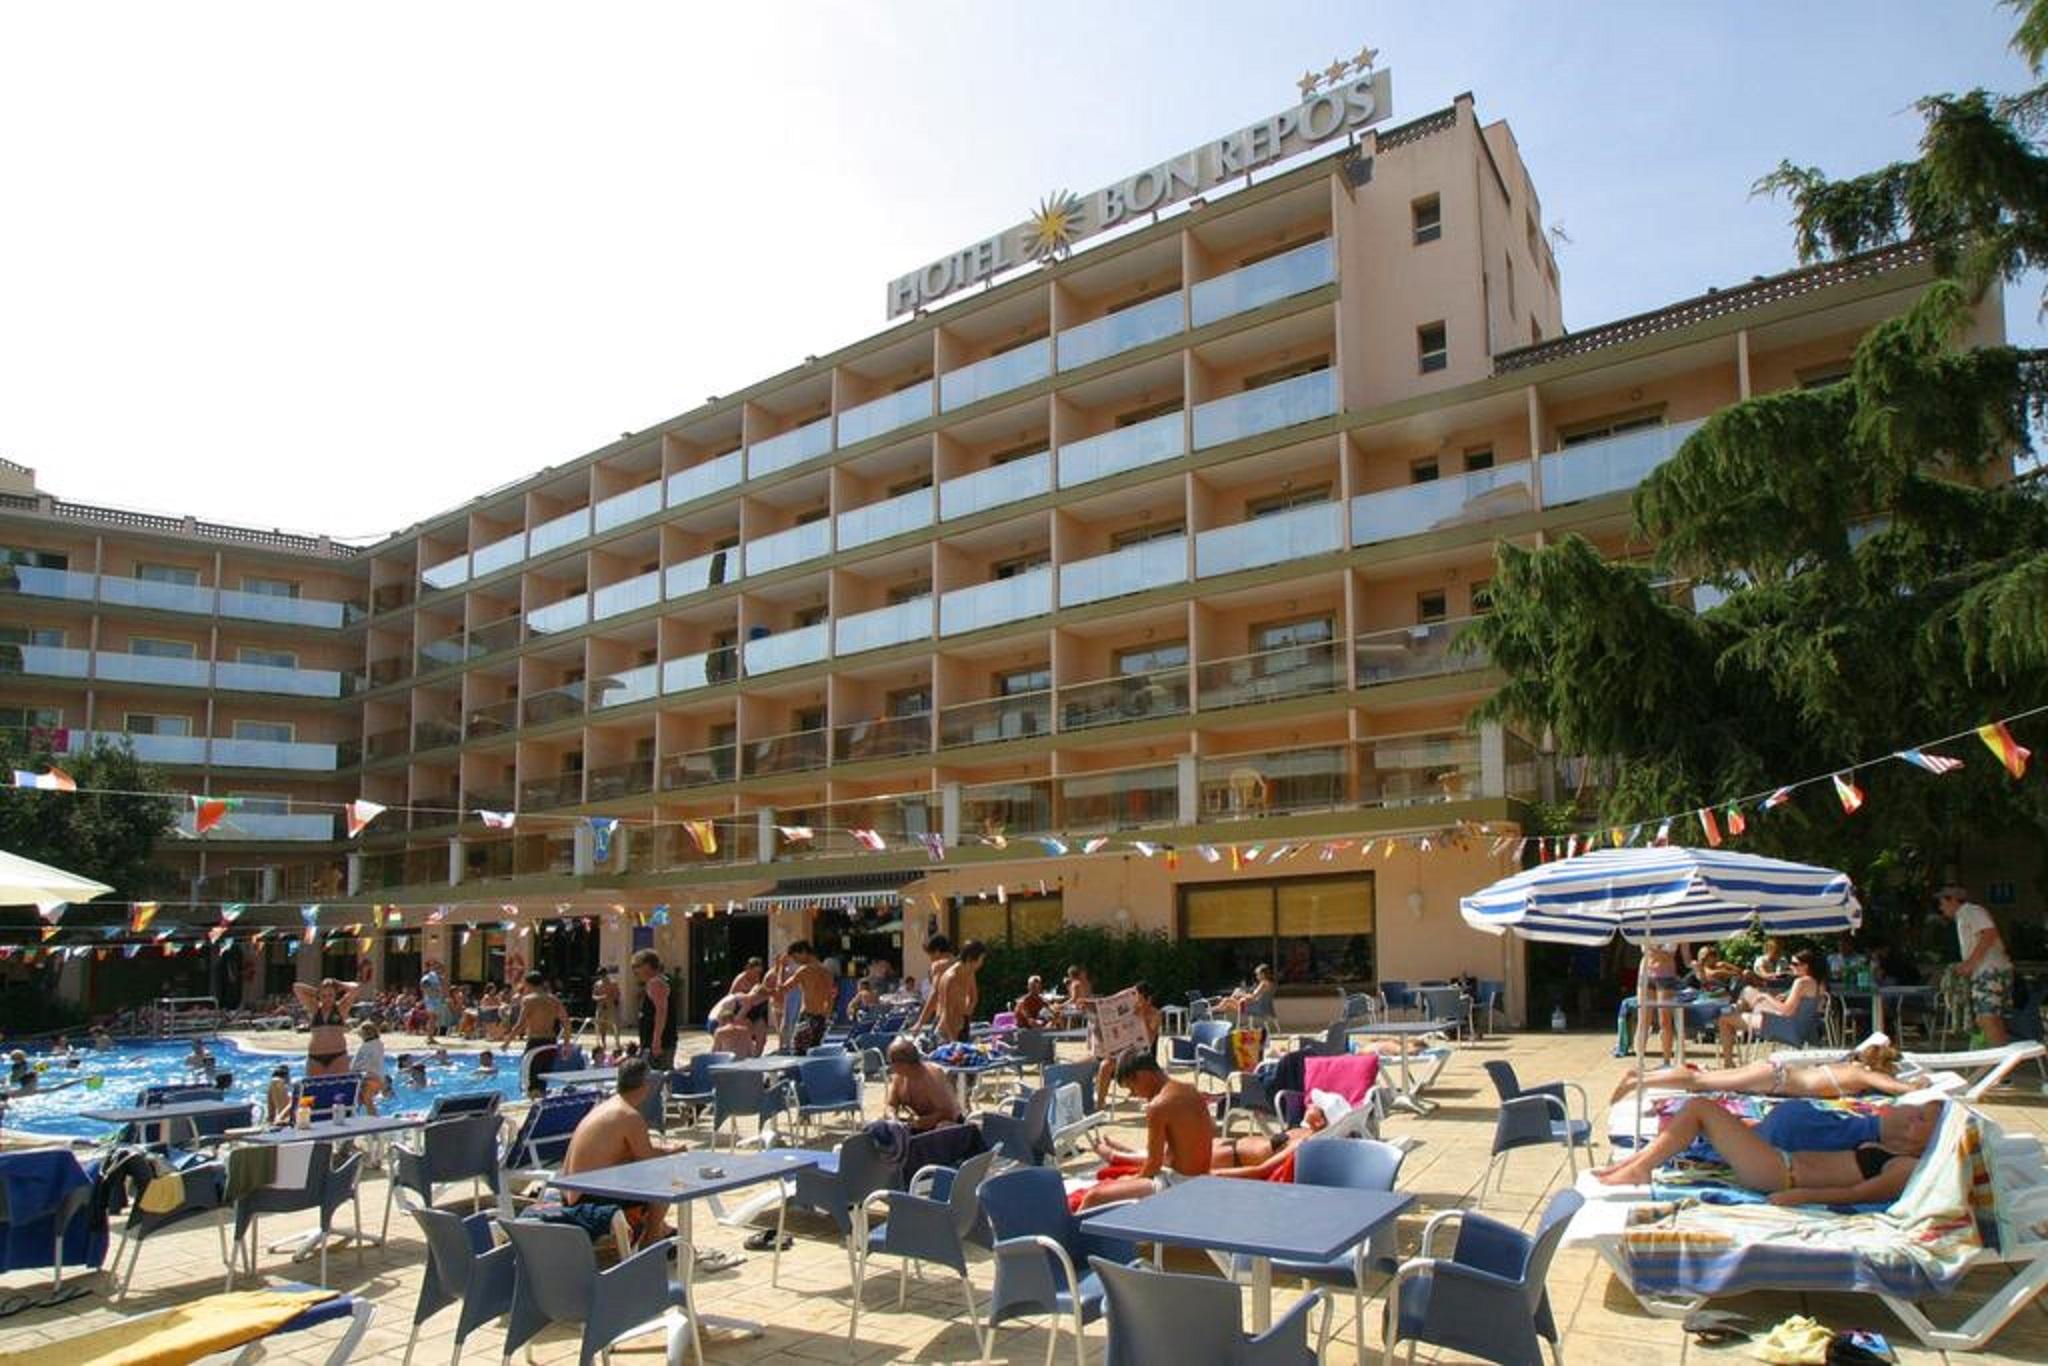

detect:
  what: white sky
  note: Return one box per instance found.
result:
[1,1,2037,543]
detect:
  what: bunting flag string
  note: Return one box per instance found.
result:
[345,800,386,839]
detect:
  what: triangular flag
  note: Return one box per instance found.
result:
[207,925,228,944]
[1652,820,1672,847]
[1724,804,1747,837]
[849,828,887,852]
[1131,841,1162,858]
[219,903,246,923]
[1081,837,1109,855]
[129,902,158,933]
[776,825,814,845]
[1037,837,1069,857]
[11,766,76,792]
[1832,772,1865,814]
[684,819,720,854]
[1229,847,1243,871]
[1895,748,1965,776]
[1697,807,1722,847]
[588,816,619,863]
[1195,844,1221,864]
[478,809,516,830]
[1762,786,1794,809]
[1976,722,2031,779]
[922,832,947,862]
[1609,828,1625,848]
[346,800,386,838]
[190,794,240,833]
[37,904,66,926]
[300,905,321,927]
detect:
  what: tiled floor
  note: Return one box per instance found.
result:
[2,1028,2044,1363]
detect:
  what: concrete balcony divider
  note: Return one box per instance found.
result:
[939,451,1051,521]
[1057,411,1186,489]
[1350,462,1537,547]
[1538,418,1707,506]
[939,565,1052,635]
[1191,368,1336,450]
[1194,503,1341,578]
[1059,535,1187,608]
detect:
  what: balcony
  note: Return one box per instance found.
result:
[589,663,659,710]
[371,583,414,614]
[1190,237,1335,327]
[666,449,744,505]
[835,712,932,762]
[660,743,736,790]
[937,692,1051,748]
[961,777,1054,838]
[1059,536,1187,608]
[521,682,586,727]
[746,726,829,777]
[744,521,831,577]
[464,696,520,738]
[364,727,410,762]
[1197,639,1342,709]
[175,810,337,840]
[836,486,933,550]
[98,575,215,614]
[209,736,340,770]
[214,660,346,698]
[469,615,525,655]
[940,566,1052,636]
[67,729,208,765]
[594,481,663,533]
[0,644,91,679]
[1350,462,1536,546]
[1195,502,1342,578]
[528,507,592,557]
[1057,293,1184,372]
[521,772,585,808]
[1061,764,1177,832]
[834,598,931,655]
[1191,369,1336,450]
[218,588,349,628]
[1198,746,1347,819]
[1539,418,1707,506]
[940,451,1051,521]
[838,380,933,447]
[593,570,661,621]
[1057,410,1185,488]
[93,650,211,688]
[800,792,940,855]
[663,549,738,600]
[421,553,469,592]
[412,719,463,750]
[525,595,589,636]
[366,654,412,689]
[0,565,97,602]
[742,622,831,674]
[661,647,739,694]
[470,530,527,579]
[940,337,1051,412]
[1360,730,1487,805]
[586,756,655,800]
[1059,665,1191,731]
[418,634,470,672]
[747,417,833,479]
[1354,617,1489,688]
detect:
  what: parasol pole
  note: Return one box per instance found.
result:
[1633,903,1651,1158]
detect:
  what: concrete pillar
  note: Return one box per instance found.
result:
[1176,754,1199,824]
[572,823,593,876]
[447,837,463,886]
[1479,721,1507,798]
[260,867,279,902]
[757,808,777,859]
[941,783,962,846]
[345,853,362,896]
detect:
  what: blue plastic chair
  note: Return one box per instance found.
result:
[425,1091,502,1122]
[229,1140,364,1290]
[1384,1188,1583,1366]
[1166,1020,1230,1084]
[979,1165,1140,1366]
[106,1156,229,1300]
[1093,1254,1322,1366]
[1199,1026,1257,1091]
[795,1054,863,1137]
[290,1073,365,1122]
[784,1131,900,1287]
[709,1068,793,1150]
[499,1219,695,1366]
[668,1051,732,1128]
[497,1090,601,1214]
[0,1150,95,1293]
[400,1205,514,1366]
[1755,997,1826,1050]
[980,1082,1055,1165]
[1379,981,1415,1019]
[386,1111,504,1240]
[849,1149,996,1348]
[1481,1060,1594,1189]
[1263,1138,1408,1357]
[1477,979,1507,1034]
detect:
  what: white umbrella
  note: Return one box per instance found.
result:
[0,848,115,914]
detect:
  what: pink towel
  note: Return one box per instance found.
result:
[1303,1052,1380,1105]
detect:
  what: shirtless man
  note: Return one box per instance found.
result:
[766,942,837,1053]
[1013,975,1050,1030]
[913,936,956,1031]
[554,1057,675,1249]
[926,940,985,1042]
[729,956,774,1053]
[590,968,621,1053]
[884,1037,965,1131]
[1077,1054,1215,1209]
[513,970,569,1085]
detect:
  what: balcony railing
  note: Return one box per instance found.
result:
[67,728,208,765]
[528,507,592,557]
[525,594,589,637]
[1360,730,1489,805]
[939,565,1052,636]
[412,719,463,750]
[666,449,745,506]
[1354,617,1489,687]
[208,736,339,769]
[791,792,941,857]
[1350,462,1537,546]
[1198,745,1347,819]
[1195,502,1342,578]
[364,727,409,762]
[834,598,931,655]
[469,614,525,655]
[664,549,738,600]
[93,650,211,688]
[1190,237,1335,327]
[837,486,934,550]
[746,726,829,777]
[1059,535,1187,608]
[835,712,932,762]
[660,743,736,790]
[521,772,585,808]
[417,633,469,671]
[214,660,346,698]
[838,379,933,446]
[1197,639,1342,709]
[593,481,662,533]
[940,337,1051,412]
[464,697,520,738]
[0,644,91,679]
[586,756,655,800]
[175,810,336,841]
[1057,410,1185,488]
[521,682,586,727]
[1191,368,1336,450]
[1539,418,1707,506]
[937,691,1051,748]
[939,450,1051,521]
[0,565,96,602]
[421,553,469,591]
[593,570,661,621]
[1059,665,1191,731]
[661,647,739,694]
[1057,292,1184,372]
[960,777,1054,838]
[1060,764,1178,832]
[590,663,660,710]
[742,622,830,675]
[744,521,831,577]
[366,654,412,688]
[747,417,833,479]
[469,530,526,579]
[98,575,215,614]
[216,587,351,628]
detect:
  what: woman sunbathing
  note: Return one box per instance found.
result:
[1593,1096,1940,1205]
[1610,1042,1916,1104]
[1210,1104,1332,1178]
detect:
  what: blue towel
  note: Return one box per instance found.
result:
[0,1150,105,1271]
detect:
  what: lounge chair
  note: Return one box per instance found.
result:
[44,1283,374,1366]
[496,1090,602,1216]
[1769,1039,2048,1101]
[1044,1060,1110,1157]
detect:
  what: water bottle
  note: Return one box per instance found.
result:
[1550,1005,1568,1032]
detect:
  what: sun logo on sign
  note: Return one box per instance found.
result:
[1024,190,1083,265]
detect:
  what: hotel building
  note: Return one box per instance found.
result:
[0,92,2000,1021]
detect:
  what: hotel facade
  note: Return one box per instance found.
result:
[0,92,2001,1023]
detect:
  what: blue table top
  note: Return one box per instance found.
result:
[710,1057,803,1076]
[244,1113,427,1144]
[80,1100,254,1125]
[1082,1176,1411,1262]
[542,1068,619,1087]
[549,1147,821,1204]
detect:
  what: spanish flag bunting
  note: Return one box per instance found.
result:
[1164,849,1180,871]
[130,902,158,933]
[1977,721,2031,779]
[1697,807,1722,847]
[1832,772,1865,814]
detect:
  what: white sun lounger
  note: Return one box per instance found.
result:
[1770,1040,2046,1100]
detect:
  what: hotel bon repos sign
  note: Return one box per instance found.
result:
[886,66,1392,318]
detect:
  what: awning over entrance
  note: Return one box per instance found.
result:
[746,867,925,914]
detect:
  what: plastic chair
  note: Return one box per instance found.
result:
[497,1089,602,1214]
[1384,1188,1582,1366]
[1262,1138,1408,1357]
[498,1219,696,1366]
[1094,1255,1322,1366]
[1166,1020,1230,1084]
[230,1141,364,1289]
[1480,1060,1594,1188]
[1476,980,1506,1034]
[121,1084,229,1147]
[1753,996,1826,1054]
[386,1111,503,1240]
[795,1054,864,1137]
[399,1205,514,1366]
[0,1150,92,1293]
[850,1150,996,1347]
[1417,985,1471,1039]
[784,1131,900,1286]
[979,1165,1141,1366]
[1301,1022,1350,1057]
[290,1073,365,1122]
[425,1091,502,1122]
[1378,981,1415,1020]
[710,1068,792,1150]
[105,1155,229,1300]
[980,1082,1055,1165]
[668,1050,732,1127]
[1011,1028,1057,1076]
[1044,1060,1109,1156]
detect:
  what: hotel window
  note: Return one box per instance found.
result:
[232,793,289,814]
[1114,641,1187,675]
[992,550,1049,579]
[989,441,1044,466]
[955,893,1064,949]
[131,636,196,658]
[1798,363,1853,390]
[136,563,199,585]
[1246,484,1330,517]
[793,604,828,628]
[241,575,298,598]
[0,625,64,647]
[1181,875,1374,985]
[996,664,1050,696]
[1242,355,1330,391]
[1463,447,1495,472]
[886,685,931,718]
[1411,195,1442,244]
[1115,399,1181,427]
[1,547,68,570]
[792,706,826,733]
[0,705,63,731]
[125,712,192,736]
[793,505,829,526]
[1110,282,1177,313]
[232,719,294,742]
[1236,233,1326,268]
[887,473,934,497]
[1417,322,1448,374]
[237,645,297,669]
[1560,410,1663,446]
[1409,458,1440,484]
[1110,520,1183,549]
[1251,615,1333,655]
[1417,590,1448,623]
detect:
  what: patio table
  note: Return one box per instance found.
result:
[81,1099,253,1147]
[934,1057,1019,1109]
[1840,984,1938,1039]
[540,1066,619,1088]
[1342,1019,1456,1114]
[1082,1175,1411,1329]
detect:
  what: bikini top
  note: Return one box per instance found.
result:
[309,1004,344,1029]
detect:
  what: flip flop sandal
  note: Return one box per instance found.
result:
[694,1246,747,1272]
[0,1285,91,1320]
[742,1229,794,1252]
[1682,1308,1753,1345]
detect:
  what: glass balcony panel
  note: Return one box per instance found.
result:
[412,719,463,750]
[470,531,526,579]
[468,615,525,655]
[940,337,1051,411]
[174,810,335,840]
[216,587,347,627]
[525,595,589,636]
[1191,369,1336,449]
[1060,764,1178,831]
[366,654,411,687]
[1189,238,1336,327]
[741,621,830,674]
[98,575,216,614]
[939,565,1052,635]
[1057,411,1185,488]
[745,417,833,479]
[743,521,831,577]
[746,726,829,776]
[939,450,1051,521]
[208,736,339,770]
[789,792,939,858]
[1194,502,1342,578]
[71,729,209,765]
[1198,745,1348,819]
[937,692,1051,747]
[666,449,744,505]
[834,598,931,655]
[1539,418,1707,506]
[94,650,212,688]
[836,487,934,550]
[214,660,345,698]
[837,379,933,446]
[1057,292,1184,372]
[660,743,736,790]
[1196,639,1342,709]
[521,682,586,726]
[593,481,662,533]
[1058,666,1191,731]
[1354,617,1489,687]
[586,757,655,800]
[418,635,470,671]
[520,772,585,808]
[0,565,97,602]
[960,777,1054,837]
[593,570,661,621]
[2,644,91,678]
[1350,462,1537,546]
[371,583,415,614]
[527,507,592,556]
[363,727,409,762]
[834,712,931,762]
[464,697,521,738]
[462,837,517,881]
[661,647,739,694]
[590,662,659,710]
[663,548,738,600]
[1059,535,1188,608]
[1357,730,1484,806]
[421,554,469,591]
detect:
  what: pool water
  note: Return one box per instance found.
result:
[1,1038,525,1139]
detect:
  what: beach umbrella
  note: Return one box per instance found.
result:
[0,849,114,914]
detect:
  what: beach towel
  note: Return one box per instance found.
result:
[1227,1028,1264,1072]
[0,1287,333,1366]
[1303,1052,1380,1107]
[0,1150,104,1272]
[1066,1159,1143,1212]
[222,1146,276,1203]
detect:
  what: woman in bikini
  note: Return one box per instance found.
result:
[1594,1096,1940,1204]
[1610,1041,1916,1104]
[1209,1102,1332,1178]
[293,977,361,1077]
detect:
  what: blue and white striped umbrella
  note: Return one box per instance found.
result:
[1460,845,1860,946]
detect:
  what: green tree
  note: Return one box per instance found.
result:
[0,734,177,902]
[1467,0,2048,905]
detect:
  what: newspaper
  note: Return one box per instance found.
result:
[1088,987,1148,1060]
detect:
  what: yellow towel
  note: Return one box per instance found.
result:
[136,1168,183,1215]
[0,1289,333,1366]
[1753,1314,1835,1365]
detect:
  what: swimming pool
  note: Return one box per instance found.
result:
[1,1038,526,1140]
